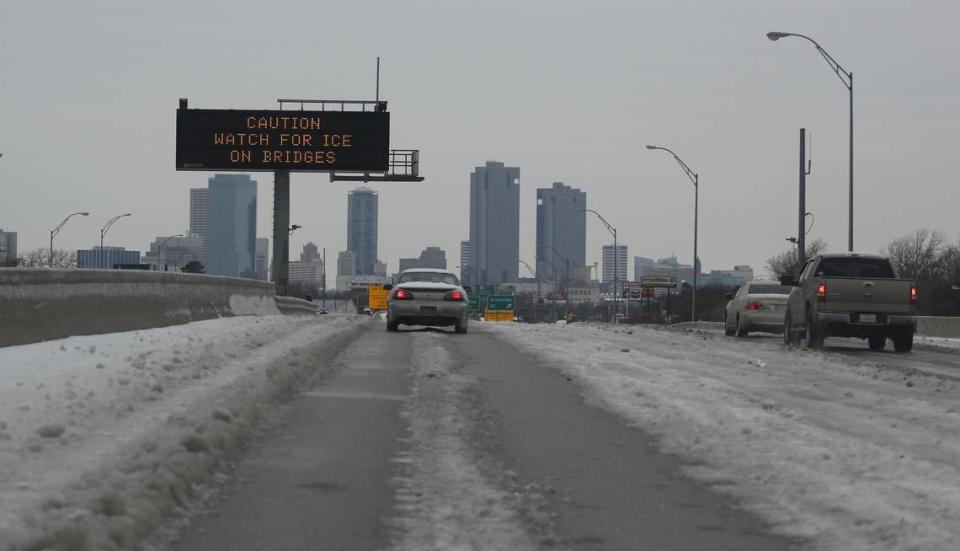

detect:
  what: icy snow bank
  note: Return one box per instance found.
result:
[0,314,367,550]
[487,322,960,551]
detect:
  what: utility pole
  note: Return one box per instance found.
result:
[799,128,807,264]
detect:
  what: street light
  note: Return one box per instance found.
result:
[539,243,572,321]
[580,208,619,323]
[50,211,89,268]
[767,31,854,252]
[646,144,699,322]
[517,259,541,322]
[100,213,132,269]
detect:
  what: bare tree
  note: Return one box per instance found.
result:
[764,238,828,279]
[885,229,946,280]
[16,248,78,268]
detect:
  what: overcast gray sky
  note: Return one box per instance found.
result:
[2,0,958,278]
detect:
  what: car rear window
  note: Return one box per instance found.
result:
[815,258,896,278]
[749,284,792,294]
[398,272,460,285]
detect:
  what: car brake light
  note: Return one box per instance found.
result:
[817,283,827,302]
[445,290,464,301]
[394,289,412,300]
[910,286,917,304]
[746,301,763,311]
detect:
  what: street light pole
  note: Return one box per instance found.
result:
[518,259,540,322]
[646,145,699,321]
[100,213,132,269]
[580,209,619,324]
[50,211,89,268]
[767,31,854,251]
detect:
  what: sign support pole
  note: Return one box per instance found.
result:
[272,170,290,296]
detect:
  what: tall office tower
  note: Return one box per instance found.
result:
[633,257,655,281]
[347,187,378,275]
[0,229,18,267]
[536,182,586,283]
[459,240,472,284]
[255,238,270,281]
[468,160,520,286]
[602,244,628,286]
[190,188,209,267]
[336,250,356,290]
[207,174,257,279]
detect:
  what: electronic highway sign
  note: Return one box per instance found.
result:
[176,109,389,172]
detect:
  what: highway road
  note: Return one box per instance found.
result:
[166,324,801,551]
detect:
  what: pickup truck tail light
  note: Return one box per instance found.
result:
[817,283,827,303]
[394,288,414,300]
[444,290,465,301]
[910,286,917,305]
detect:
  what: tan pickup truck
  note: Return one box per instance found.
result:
[780,253,917,352]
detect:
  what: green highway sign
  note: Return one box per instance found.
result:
[477,285,496,298]
[486,294,515,311]
[468,296,481,312]
[639,275,678,288]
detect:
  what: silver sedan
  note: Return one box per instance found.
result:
[723,281,793,337]
[385,269,469,333]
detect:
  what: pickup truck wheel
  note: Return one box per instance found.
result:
[867,334,886,351]
[804,313,824,349]
[893,332,913,353]
[783,314,793,345]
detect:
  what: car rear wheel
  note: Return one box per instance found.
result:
[735,316,748,338]
[387,318,399,332]
[893,331,913,353]
[867,334,885,351]
[454,318,468,334]
[783,311,796,346]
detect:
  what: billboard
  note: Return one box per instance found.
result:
[176,109,389,172]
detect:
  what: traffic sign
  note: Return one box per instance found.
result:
[477,285,496,298]
[486,294,515,311]
[368,285,388,310]
[639,275,678,288]
[467,296,480,312]
[485,310,515,322]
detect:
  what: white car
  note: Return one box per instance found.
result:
[385,269,469,333]
[723,281,793,337]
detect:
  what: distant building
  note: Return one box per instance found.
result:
[207,174,257,279]
[602,244,628,286]
[468,161,520,286]
[0,229,17,267]
[77,246,141,269]
[459,240,472,283]
[288,242,325,288]
[190,188,209,267]
[536,182,586,283]
[255,238,269,281]
[702,265,754,288]
[399,246,447,272]
[633,257,655,281]
[347,187,378,275]
[373,260,387,277]
[144,235,203,271]
[336,250,356,291]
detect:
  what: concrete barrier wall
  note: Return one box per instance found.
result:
[275,295,319,315]
[0,269,282,347]
[916,316,960,339]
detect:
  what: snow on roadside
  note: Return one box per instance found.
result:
[388,332,541,551]
[486,322,960,551]
[915,335,960,351]
[0,314,366,551]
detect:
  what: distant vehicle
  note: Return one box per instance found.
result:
[385,269,469,333]
[723,281,792,337]
[361,307,373,315]
[781,253,917,352]
[318,309,329,315]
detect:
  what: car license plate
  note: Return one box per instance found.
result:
[420,306,437,313]
[860,313,877,323]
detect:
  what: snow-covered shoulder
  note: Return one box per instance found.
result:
[485,322,960,551]
[0,314,365,550]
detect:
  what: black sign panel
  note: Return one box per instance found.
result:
[176,109,389,172]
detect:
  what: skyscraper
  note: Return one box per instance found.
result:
[190,188,209,267]
[255,238,269,281]
[536,182,586,283]
[347,187,378,275]
[399,246,447,272]
[459,240,472,284]
[602,244,628,286]
[336,250,356,290]
[469,161,520,286]
[207,174,257,279]
[0,229,17,267]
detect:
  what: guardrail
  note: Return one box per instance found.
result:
[0,269,295,347]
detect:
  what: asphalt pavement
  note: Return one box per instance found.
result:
[168,322,801,550]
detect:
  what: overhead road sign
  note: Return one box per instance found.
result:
[176,108,389,172]
[639,275,678,288]
[486,294,516,311]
